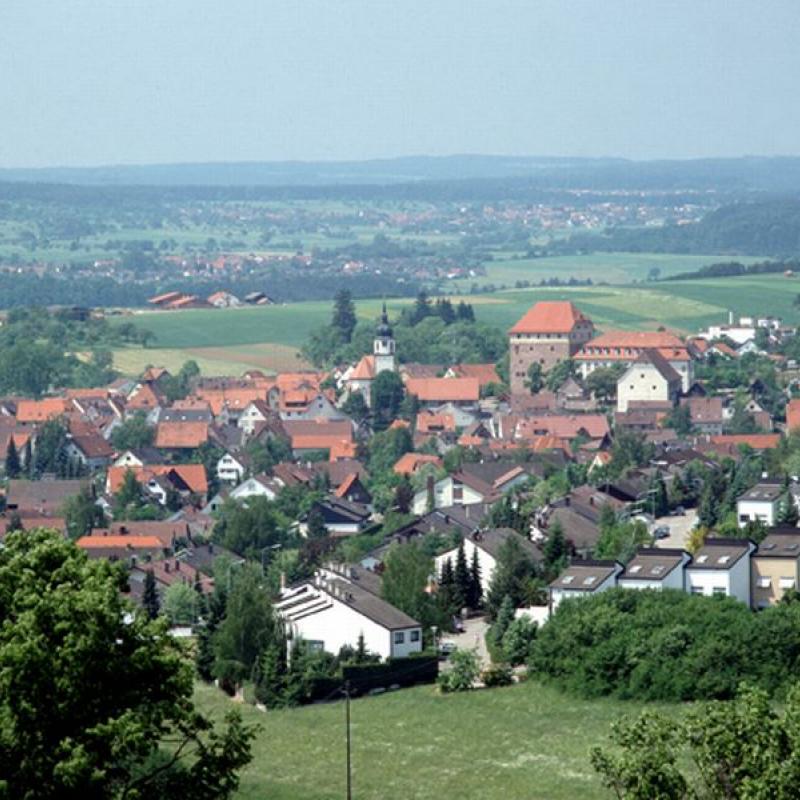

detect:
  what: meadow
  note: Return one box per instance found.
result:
[109,272,800,376]
[195,679,685,800]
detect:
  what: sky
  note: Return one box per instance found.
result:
[1,0,799,167]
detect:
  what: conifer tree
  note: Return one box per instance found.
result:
[469,547,483,608]
[453,541,471,610]
[5,438,20,479]
[142,570,160,620]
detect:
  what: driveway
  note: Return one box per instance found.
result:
[440,616,489,667]
[652,509,698,550]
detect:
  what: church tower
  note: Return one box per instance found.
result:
[373,303,396,374]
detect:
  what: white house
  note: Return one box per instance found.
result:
[737,483,786,528]
[230,474,283,503]
[274,571,422,661]
[616,350,682,413]
[686,538,755,604]
[548,560,623,612]
[617,548,690,591]
[237,400,273,435]
[216,451,250,484]
[434,528,542,597]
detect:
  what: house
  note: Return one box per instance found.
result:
[403,377,480,408]
[65,431,114,471]
[340,305,397,406]
[393,452,443,476]
[686,538,755,604]
[508,301,595,394]
[275,570,422,660]
[76,534,164,562]
[684,396,725,435]
[243,291,273,305]
[113,447,163,468]
[737,482,786,528]
[15,398,72,424]
[106,464,208,500]
[207,291,241,308]
[282,419,353,456]
[751,528,800,608]
[618,548,691,591]
[411,461,533,514]
[445,363,501,388]
[305,497,372,537]
[108,519,191,549]
[787,398,800,435]
[6,479,90,517]
[549,560,623,612]
[434,528,542,596]
[616,350,682,413]
[237,400,275,435]
[154,421,209,451]
[216,450,252,484]
[511,413,610,444]
[575,330,693,392]
[229,474,283,503]
[334,473,372,506]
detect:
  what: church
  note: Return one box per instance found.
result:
[339,304,396,407]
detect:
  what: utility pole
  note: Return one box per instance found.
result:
[344,680,352,800]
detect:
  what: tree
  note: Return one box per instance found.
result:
[394,478,414,514]
[525,362,544,394]
[196,584,227,682]
[437,648,479,693]
[586,366,623,404]
[114,467,144,514]
[142,569,160,620]
[163,582,198,626]
[31,418,67,477]
[5,512,22,533]
[371,371,406,431]
[485,536,536,618]
[381,542,438,628]
[62,487,105,539]
[437,557,459,621]
[468,547,483,609]
[305,507,328,539]
[4,438,20,479]
[341,391,369,425]
[502,616,537,666]
[0,529,253,798]
[332,288,357,343]
[487,595,516,661]
[545,359,576,392]
[543,518,567,576]
[213,565,280,689]
[110,411,155,451]
[453,541,471,610]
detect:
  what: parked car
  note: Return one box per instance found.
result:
[438,641,457,659]
[653,525,670,539]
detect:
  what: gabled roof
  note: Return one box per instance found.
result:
[16,398,72,423]
[509,301,590,335]
[448,363,501,386]
[550,559,620,591]
[619,548,688,582]
[154,421,209,449]
[393,452,442,475]
[107,464,208,495]
[787,398,800,434]
[626,349,682,384]
[404,377,480,403]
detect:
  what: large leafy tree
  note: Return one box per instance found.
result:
[0,529,253,799]
[371,371,406,431]
[381,542,439,629]
[332,289,357,343]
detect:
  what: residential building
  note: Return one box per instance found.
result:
[751,528,800,608]
[618,548,691,591]
[575,330,693,392]
[275,570,422,660]
[508,301,594,394]
[686,538,755,603]
[549,560,623,612]
[737,483,786,528]
[434,528,541,596]
[616,350,682,413]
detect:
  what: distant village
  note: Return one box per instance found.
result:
[2,296,800,673]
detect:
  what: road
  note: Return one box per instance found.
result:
[652,509,698,549]
[440,616,489,667]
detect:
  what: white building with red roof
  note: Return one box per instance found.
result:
[508,301,594,394]
[340,305,396,407]
[574,329,694,392]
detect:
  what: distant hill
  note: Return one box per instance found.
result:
[557,197,800,257]
[3,155,800,193]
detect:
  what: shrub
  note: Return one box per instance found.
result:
[481,663,514,687]
[530,588,800,702]
[438,648,480,693]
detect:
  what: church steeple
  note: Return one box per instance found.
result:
[373,302,395,373]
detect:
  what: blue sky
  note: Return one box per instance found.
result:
[1,0,798,166]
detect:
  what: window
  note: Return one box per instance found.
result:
[712,587,727,596]
[690,586,704,595]
[757,576,772,589]
[780,577,796,590]
[410,630,420,642]
[394,632,405,645]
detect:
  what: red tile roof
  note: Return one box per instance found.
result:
[393,452,442,475]
[154,421,209,449]
[509,301,590,335]
[709,434,781,450]
[404,377,480,403]
[77,535,163,549]
[449,363,501,386]
[787,399,800,434]
[16,398,71,423]
[106,464,208,495]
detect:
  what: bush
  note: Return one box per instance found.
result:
[481,663,514,687]
[530,588,800,702]
[438,648,480,693]
[502,616,537,666]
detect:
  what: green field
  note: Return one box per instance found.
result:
[455,252,768,288]
[196,679,685,800]
[109,273,800,376]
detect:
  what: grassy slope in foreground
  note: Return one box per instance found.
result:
[196,679,684,800]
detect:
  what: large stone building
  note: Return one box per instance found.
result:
[508,301,594,395]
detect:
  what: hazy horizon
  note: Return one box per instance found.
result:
[2,0,799,168]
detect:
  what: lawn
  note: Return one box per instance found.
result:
[195,680,684,800]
